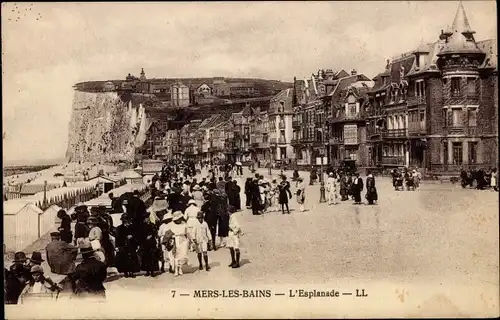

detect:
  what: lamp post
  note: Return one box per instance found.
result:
[268,147,272,176]
[319,102,327,203]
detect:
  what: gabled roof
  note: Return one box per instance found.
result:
[328,74,371,99]
[3,201,43,216]
[86,175,119,183]
[20,183,59,195]
[271,88,294,102]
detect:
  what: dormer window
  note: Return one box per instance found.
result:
[415,54,420,68]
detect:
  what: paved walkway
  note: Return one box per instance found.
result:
[7,167,498,317]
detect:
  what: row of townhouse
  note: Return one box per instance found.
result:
[291,2,497,176]
[148,3,497,175]
[157,87,296,165]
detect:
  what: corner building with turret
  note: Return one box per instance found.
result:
[366,2,497,176]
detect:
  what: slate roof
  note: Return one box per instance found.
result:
[328,74,371,98]
[477,39,498,70]
[439,2,484,56]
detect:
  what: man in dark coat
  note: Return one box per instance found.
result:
[6,252,30,304]
[57,209,73,243]
[244,178,252,208]
[73,205,90,244]
[351,172,364,204]
[202,191,219,251]
[216,177,226,194]
[69,240,107,299]
[230,180,241,211]
[250,178,262,215]
[46,232,78,275]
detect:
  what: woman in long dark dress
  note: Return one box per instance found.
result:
[57,210,73,243]
[216,192,230,247]
[365,171,378,205]
[244,178,252,208]
[115,215,140,277]
[231,180,241,211]
[139,222,160,277]
[278,176,292,214]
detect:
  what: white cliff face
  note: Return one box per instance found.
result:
[66,91,150,163]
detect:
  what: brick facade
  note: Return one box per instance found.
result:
[427,77,444,135]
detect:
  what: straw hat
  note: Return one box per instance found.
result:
[193,185,201,191]
[172,211,184,221]
[188,199,197,206]
[30,265,44,274]
[163,211,174,221]
[78,239,95,255]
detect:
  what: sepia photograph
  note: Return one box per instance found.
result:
[2,1,498,318]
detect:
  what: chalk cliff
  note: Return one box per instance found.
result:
[66,91,152,163]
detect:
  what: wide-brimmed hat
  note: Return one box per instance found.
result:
[14,252,27,263]
[193,185,201,191]
[30,265,44,274]
[187,199,197,206]
[162,211,174,221]
[29,252,44,264]
[329,172,334,176]
[172,211,184,221]
[87,216,98,224]
[79,239,95,255]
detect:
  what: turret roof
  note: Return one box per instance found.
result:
[439,2,484,56]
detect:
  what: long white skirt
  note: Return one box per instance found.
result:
[173,236,189,264]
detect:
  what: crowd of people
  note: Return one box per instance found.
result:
[4,161,246,304]
[460,167,498,191]
[22,159,498,305]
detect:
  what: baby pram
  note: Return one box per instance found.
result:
[405,175,416,191]
[394,176,404,191]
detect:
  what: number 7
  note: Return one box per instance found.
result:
[171,290,176,297]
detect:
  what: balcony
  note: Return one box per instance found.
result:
[367,129,384,139]
[446,94,480,106]
[407,95,426,107]
[330,113,365,123]
[382,129,407,138]
[328,137,344,145]
[408,123,426,135]
[448,126,465,134]
[382,156,405,166]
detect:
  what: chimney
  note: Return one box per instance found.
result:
[351,69,357,76]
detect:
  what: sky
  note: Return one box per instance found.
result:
[2,1,497,165]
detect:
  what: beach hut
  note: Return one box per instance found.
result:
[121,170,143,184]
[3,200,44,252]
